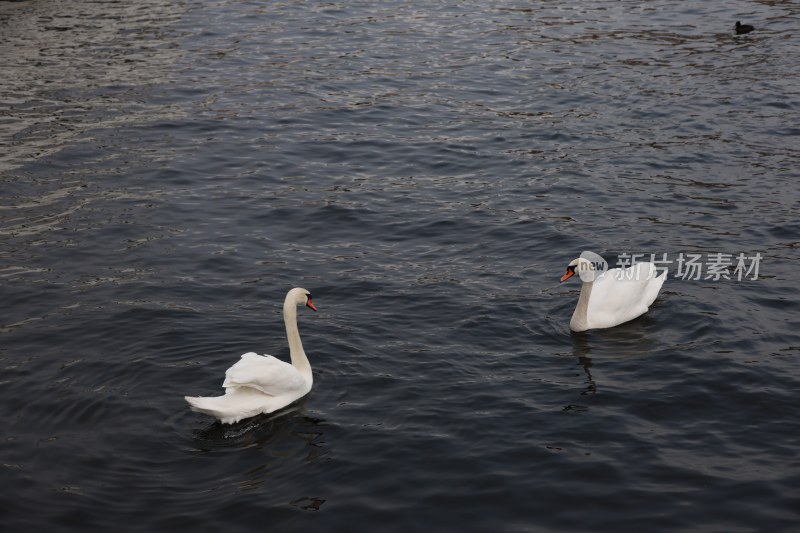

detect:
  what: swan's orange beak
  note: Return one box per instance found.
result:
[306,298,318,312]
[560,268,575,282]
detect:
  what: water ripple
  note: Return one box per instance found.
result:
[2,0,800,531]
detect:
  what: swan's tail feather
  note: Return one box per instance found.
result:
[643,268,667,308]
[185,395,231,421]
[185,387,277,424]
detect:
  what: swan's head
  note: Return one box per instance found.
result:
[289,287,317,311]
[560,257,596,283]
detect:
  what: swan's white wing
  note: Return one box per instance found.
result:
[588,263,664,327]
[222,352,306,397]
[642,267,666,308]
[186,387,281,424]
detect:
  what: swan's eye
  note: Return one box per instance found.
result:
[568,265,576,272]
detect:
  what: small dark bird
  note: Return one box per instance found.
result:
[735,21,755,35]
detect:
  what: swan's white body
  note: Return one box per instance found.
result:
[561,258,665,332]
[185,288,317,424]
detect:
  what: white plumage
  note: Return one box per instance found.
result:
[185,288,317,424]
[560,258,665,332]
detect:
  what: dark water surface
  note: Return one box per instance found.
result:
[2,0,799,531]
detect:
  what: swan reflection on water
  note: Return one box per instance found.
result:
[188,397,328,507]
[571,334,597,398]
[191,396,325,455]
[568,320,660,401]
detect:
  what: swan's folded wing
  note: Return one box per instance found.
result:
[186,387,274,424]
[589,263,662,325]
[642,269,666,308]
[222,352,305,397]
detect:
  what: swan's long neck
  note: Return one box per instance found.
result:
[571,279,594,332]
[284,299,312,381]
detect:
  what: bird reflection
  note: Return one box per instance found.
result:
[191,396,326,459]
[572,333,597,396]
[567,317,659,403]
[187,398,330,505]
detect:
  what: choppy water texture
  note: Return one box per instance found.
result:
[2,0,799,531]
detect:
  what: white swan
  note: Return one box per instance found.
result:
[560,257,665,332]
[185,287,317,424]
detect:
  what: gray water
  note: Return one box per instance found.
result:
[1,0,799,531]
